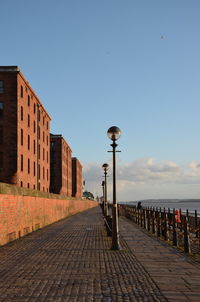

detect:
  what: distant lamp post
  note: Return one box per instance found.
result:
[107,126,121,250]
[101,180,105,213]
[102,163,109,216]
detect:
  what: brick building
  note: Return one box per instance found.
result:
[72,157,83,198]
[0,66,51,192]
[50,134,72,196]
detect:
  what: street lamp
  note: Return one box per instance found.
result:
[102,163,109,216]
[107,126,121,250]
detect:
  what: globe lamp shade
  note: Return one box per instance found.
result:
[107,126,121,141]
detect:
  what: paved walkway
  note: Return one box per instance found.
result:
[120,216,200,302]
[0,207,200,301]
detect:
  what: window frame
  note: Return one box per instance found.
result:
[0,80,4,93]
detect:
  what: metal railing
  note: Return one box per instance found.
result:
[118,204,200,254]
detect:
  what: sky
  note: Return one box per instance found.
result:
[1,0,200,201]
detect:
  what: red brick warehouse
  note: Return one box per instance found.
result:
[50,134,72,196]
[72,157,83,198]
[0,66,51,192]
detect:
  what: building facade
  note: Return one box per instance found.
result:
[50,134,72,196]
[0,66,51,192]
[72,157,83,198]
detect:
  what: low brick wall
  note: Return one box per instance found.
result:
[0,194,97,246]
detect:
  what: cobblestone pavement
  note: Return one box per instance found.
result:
[120,216,200,302]
[0,207,167,302]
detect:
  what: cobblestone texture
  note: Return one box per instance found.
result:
[0,207,167,302]
[120,216,200,302]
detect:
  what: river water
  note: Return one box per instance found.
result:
[120,199,200,215]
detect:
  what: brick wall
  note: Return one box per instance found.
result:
[0,194,97,246]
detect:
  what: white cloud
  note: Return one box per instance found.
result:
[83,158,200,200]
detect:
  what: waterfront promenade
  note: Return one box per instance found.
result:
[0,207,200,302]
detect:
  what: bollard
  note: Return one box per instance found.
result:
[105,215,112,237]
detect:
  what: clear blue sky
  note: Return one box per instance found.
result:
[1,0,200,200]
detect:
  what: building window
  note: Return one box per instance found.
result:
[21,106,23,120]
[28,135,30,150]
[34,103,36,114]
[43,148,45,160]
[0,126,3,144]
[47,151,48,163]
[20,181,23,187]
[27,183,30,188]
[38,164,40,179]
[0,102,4,117]
[38,109,40,121]
[28,114,30,127]
[47,135,48,146]
[0,81,4,93]
[46,121,48,130]
[21,86,23,98]
[0,152,3,168]
[28,158,30,174]
[33,120,36,133]
[33,184,35,189]
[28,95,30,106]
[21,129,23,145]
[38,126,40,139]
[21,154,23,171]
[33,161,36,176]
[33,140,36,154]
[47,169,48,181]
[38,144,40,159]
[43,131,45,142]
[43,167,45,180]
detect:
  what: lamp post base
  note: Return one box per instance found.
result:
[111,241,121,250]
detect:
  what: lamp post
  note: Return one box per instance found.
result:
[102,163,109,216]
[107,126,121,250]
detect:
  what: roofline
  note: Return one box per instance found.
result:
[50,133,72,152]
[0,66,51,120]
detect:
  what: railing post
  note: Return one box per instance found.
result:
[137,208,140,225]
[163,212,169,241]
[157,211,161,237]
[147,208,151,231]
[152,210,155,234]
[172,208,178,246]
[140,209,143,227]
[143,209,146,229]
[179,208,182,232]
[199,221,200,253]
[133,207,137,223]
[195,210,198,238]
[184,215,191,253]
